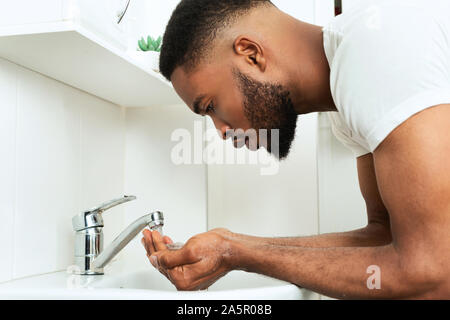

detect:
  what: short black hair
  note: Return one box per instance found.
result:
[159,0,273,81]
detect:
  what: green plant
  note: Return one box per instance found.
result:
[138,35,162,52]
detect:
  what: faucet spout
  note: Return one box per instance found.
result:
[72,194,164,275]
[93,212,162,270]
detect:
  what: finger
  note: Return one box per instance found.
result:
[163,236,173,245]
[141,238,148,255]
[141,234,151,255]
[147,253,170,278]
[188,273,222,291]
[141,230,150,254]
[142,229,156,254]
[168,263,221,291]
[154,247,199,270]
[142,231,170,279]
[147,253,157,268]
[152,230,168,251]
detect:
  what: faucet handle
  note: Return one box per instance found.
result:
[85,195,136,214]
[72,195,136,231]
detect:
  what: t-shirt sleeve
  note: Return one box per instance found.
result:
[328,112,371,158]
[331,2,450,153]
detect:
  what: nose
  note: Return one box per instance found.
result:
[211,116,232,140]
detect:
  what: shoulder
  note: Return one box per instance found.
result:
[373,104,450,199]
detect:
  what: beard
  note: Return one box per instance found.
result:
[232,69,298,160]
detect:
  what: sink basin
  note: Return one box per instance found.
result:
[0,262,317,300]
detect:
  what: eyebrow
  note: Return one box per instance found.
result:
[192,95,207,115]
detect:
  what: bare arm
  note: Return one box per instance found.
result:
[229,105,450,298]
[144,104,450,298]
[233,153,391,248]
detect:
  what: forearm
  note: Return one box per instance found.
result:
[227,238,438,299]
[231,222,391,248]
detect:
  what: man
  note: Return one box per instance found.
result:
[141,0,450,299]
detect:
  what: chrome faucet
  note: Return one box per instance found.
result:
[72,195,164,275]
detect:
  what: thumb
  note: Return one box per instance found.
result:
[153,246,199,269]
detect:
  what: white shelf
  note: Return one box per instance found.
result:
[0,21,183,108]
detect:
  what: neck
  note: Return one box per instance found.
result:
[284,19,337,114]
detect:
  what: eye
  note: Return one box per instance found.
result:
[205,103,215,114]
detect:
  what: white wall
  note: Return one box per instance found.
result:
[317,114,367,234]
[273,0,316,23]
[0,0,65,27]
[122,106,207,268]
[0,57,208,282]
[0,57,126,282]
[342,0,362,12]
[273,0,335,25]
[206,114,320,238]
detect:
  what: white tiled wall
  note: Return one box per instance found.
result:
[342,0,362,12]
[317,114,367,234]
[121,106,208,269]
[0,58,17,282]
[273,0,335,25]
[207,114,320,238]
[0,0,65,27]
[0,57,126,281]
[0,57,208,281]
[274,0,316,23]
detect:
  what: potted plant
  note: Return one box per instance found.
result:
[132,35,162,72]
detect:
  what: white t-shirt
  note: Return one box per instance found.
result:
[323,0,450,158]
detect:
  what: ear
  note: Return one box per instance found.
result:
[233,36,266,72]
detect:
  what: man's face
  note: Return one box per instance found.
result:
[171,64,298,160]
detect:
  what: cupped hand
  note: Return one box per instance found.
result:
[141,228,235,291]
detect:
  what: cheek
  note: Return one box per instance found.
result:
[218,90,251,130]
[218,104,250,131]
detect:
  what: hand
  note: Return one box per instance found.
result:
[141,228,235,291]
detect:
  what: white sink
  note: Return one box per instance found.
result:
[0,263,317,300]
